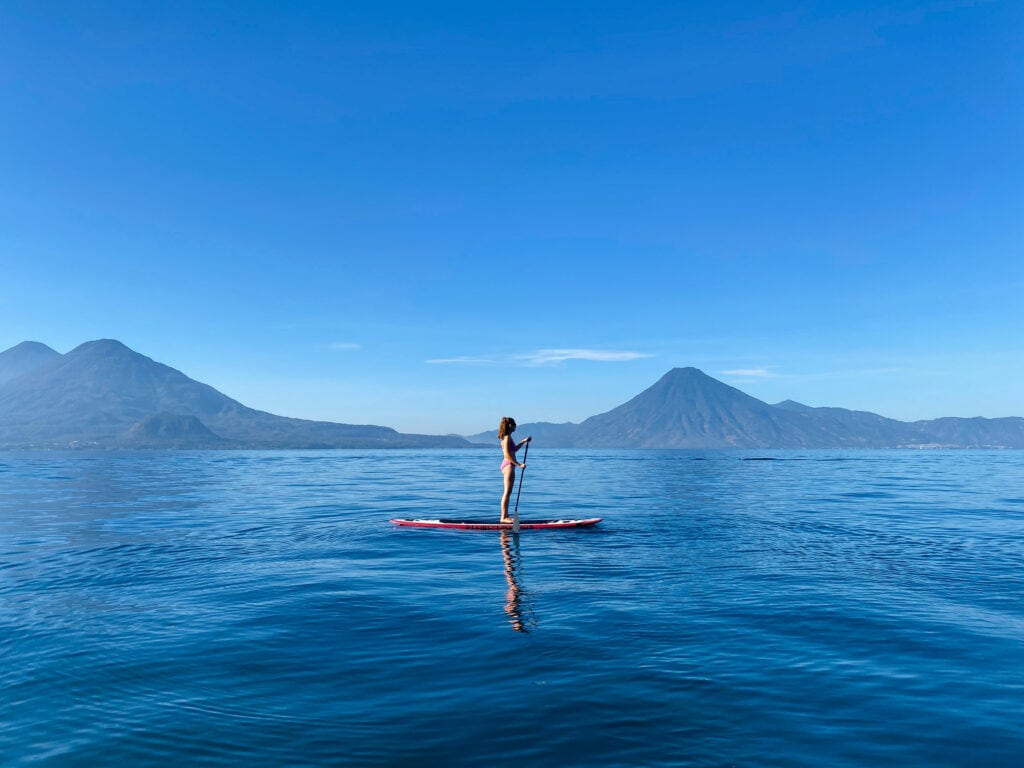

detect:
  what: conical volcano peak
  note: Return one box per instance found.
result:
[650,366,743,396]
[68,339,135,356]
[0,341,62,385]
[3,341,60,356]
[659,366,714,382]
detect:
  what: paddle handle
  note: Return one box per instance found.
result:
[512,441,529,532]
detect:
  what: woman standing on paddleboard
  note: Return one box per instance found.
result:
[498,417,531,523]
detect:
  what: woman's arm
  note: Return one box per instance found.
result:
[503,435,529,466]
[509,436,532,454]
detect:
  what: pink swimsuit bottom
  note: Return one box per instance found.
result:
[500,459,514,472]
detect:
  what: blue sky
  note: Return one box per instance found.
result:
[2,1,1021,435]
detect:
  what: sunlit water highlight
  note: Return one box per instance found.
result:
[2,449,1022,766]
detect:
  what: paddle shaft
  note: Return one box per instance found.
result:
[512,441,530,532]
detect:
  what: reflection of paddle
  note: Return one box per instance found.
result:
[512,441,529,533]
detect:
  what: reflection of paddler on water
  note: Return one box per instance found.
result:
[500,530,536,633]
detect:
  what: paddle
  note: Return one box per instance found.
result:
[512,440,530,533]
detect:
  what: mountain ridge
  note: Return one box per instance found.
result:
[0,339,469,449]
[467,367,1024,449]
[3,340,1022,449]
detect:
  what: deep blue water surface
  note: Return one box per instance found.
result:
[2,449,1022,766]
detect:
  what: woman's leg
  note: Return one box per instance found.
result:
[500,466,515,521]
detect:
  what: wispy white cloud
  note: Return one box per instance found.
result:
[427,348,652,366]
[517,348,652,366]
[721,368,779,378]
[329,342,362,351]
[425,355,500,365]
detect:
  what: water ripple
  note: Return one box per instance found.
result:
[1,449,1022,766]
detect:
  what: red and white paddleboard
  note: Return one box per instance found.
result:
[391,517,602,531]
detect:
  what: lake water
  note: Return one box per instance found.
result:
[1,449,1022,767]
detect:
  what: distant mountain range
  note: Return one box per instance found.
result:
[467,367,1024,449]
[3,341,1022,450]
[0,340,470,449]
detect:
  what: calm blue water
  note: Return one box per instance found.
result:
[1,449,1022,767]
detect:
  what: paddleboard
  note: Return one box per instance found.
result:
[391,517,602,531]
